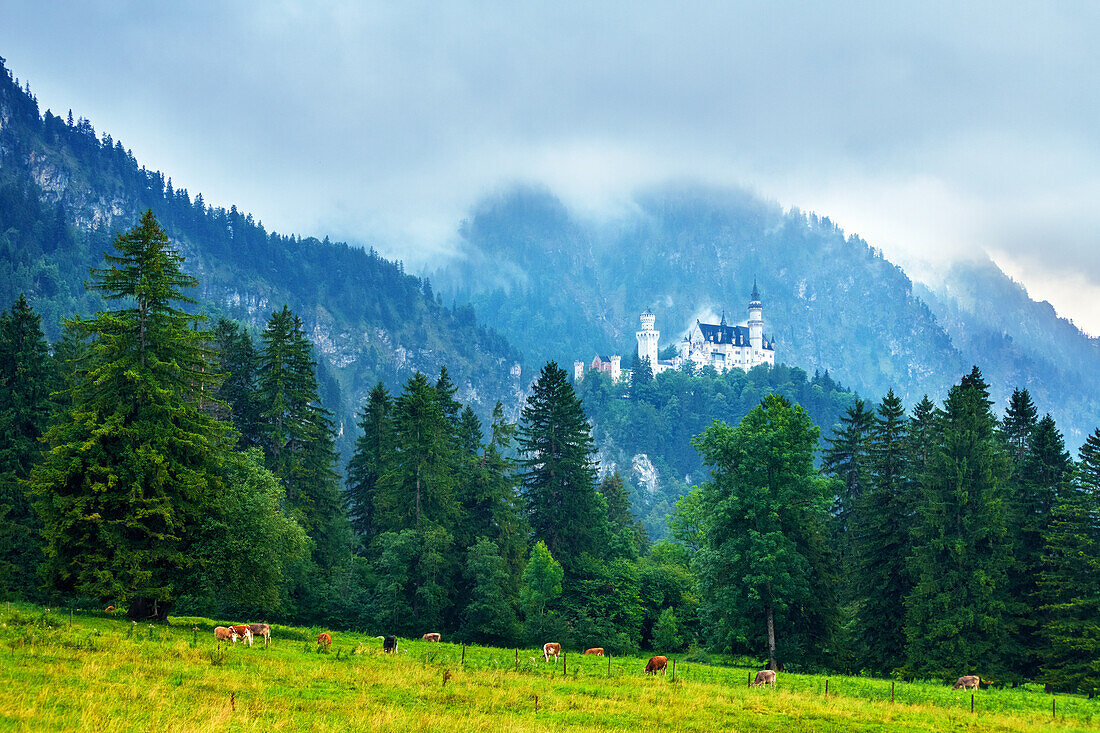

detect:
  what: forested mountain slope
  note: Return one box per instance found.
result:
[0,59,523,451]
[435,185,1100,445]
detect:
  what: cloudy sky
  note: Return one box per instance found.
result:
[3,1,1100,332]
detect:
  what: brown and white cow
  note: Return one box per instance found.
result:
[583,648,604,656]
[249,623,271,648]
[543,642,562,662]
[317,632,332,652]
[422,632,442,642]
[952,675,980,690]
[752,669,777,687]
[230,625,254,647]
[645,656,668,675]
[214,626,237,643]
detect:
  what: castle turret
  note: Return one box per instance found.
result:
[636,310,659,376]
[748,279,763,351]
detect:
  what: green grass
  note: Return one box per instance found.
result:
[1,602,1097,731]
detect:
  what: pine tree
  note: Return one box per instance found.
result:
[1037,429,1100,692]
[1005,414,1072,679]
[345,383,392,543]
[28,211,229,619]
[211,318,262,448]
[692,394,834,670]
[0,296,56,598]
[517,362,603,572]
[256,305,346,565]
[1002,388,1038,466]
[823,399,875,541]
[850,390,910,673]
[374,372,457,532]
[598,472,649,557]
[904,367,1012,677]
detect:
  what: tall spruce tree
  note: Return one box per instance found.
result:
[692,394,834,670]
[345,382,393,543]
[850,390,910,673]
[1037,428,1100,692]
[256,305,346,565]
[374,372,457,532]
[1002,388,1039,466]
[211,318,262,449]
[1005,414,1072,679]
[0,296,56,598]
[28,211,229,619]
[904,367,1012,678]
[517,362,602,572]
[823,399,875,542]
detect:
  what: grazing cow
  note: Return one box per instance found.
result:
[317,632,332,652]
[952,675,980,690]
[543,642,562,663]
[422,632,442,642]
[249,623,271,648]
[645,656,668,675]
[214,626,237,643]
[584,648,605,656]
[230,625,254,647]
[752,669,777,687]
[377,635,397,653]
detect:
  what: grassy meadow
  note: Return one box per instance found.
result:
[1,603,1098,732]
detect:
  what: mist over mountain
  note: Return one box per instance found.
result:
[435,184,1100,446]
[0,59,523,457]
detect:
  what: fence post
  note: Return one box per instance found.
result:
[563,651,567,676]
[825,679,829,696]
[1053,697,1056,718]
[608,653,611,677]
[891,681,895,703]
[461,644,465,665]
[971,694,974,713]
[671,659,676,682]
[748,672,752,687]
[534,694,538,712]
[515,648,519,671]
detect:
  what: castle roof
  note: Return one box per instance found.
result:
[695,322,775,351]
[698,322,750,345]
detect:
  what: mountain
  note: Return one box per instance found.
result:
[0,58,524,454]
[435,185,1100,446]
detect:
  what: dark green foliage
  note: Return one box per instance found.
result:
[517,362,603,572]
[0,295,56,598]
[211,318,262,448]
[27,212,228,619]
[848,390,911,674]
[597,472,649,558]
[345,383,392,543]
[1005,414,1072,679]
[823,399,875,543]
[690,394,835,670]
[256,305,348,566]
[653,607,684,653]
[374,372,457,532]
[183,449,308,617]
[1037,429,1100,692]
[461,537,520,644]
[904,367,1012,678]
[1002,388,1038,466]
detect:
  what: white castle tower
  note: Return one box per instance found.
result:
[636,310,659,375]
[748,278,763,352]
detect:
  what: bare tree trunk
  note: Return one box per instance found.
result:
[766,605,777,671]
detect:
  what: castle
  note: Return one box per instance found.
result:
[574,282,775,381]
